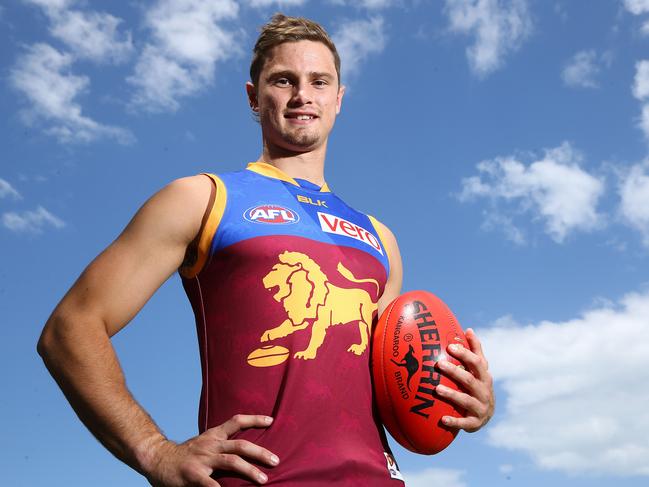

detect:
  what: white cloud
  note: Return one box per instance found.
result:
[358,0,396,7]
[444,0,532,77]
[624,0,649,33]
[0,179,22,200]
[328,0,396,8]
[639,103,649,140]
[333,16,386,80]
[128,0,240,113]
[642,22,649,35]
[10,43,134,144]
[562,50,602,89]
[459,142,605,243]
[633,60,649,100]
[624,0,649,15]
[246,0,307,7]
[23,0,74,10]
[2,206,65,233]
[48,9,133,63]
[481,212,526,245]
[619,162,649,247]
[481,289,649,476]
[632,61,649,139]
[403,468,467,487]
[24,0,133,64]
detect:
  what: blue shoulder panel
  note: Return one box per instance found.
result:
[210,169,390,276]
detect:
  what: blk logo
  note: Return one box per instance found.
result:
[297,194,328,207]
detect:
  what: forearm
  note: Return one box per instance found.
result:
[37,311,168,477]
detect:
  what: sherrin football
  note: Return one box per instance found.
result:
[371,290,467,454]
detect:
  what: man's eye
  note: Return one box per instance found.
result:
[313,80,328,87]
[275,78,291,86]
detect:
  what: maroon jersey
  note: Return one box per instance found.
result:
[181,163,404,485]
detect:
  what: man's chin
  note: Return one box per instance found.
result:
[280,134,322,152]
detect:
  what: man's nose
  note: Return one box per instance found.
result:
[289,81,311,106]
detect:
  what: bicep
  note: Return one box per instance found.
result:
[52,176,212,337]
[376,221,403,317]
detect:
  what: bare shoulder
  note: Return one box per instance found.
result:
[373,217,403,314]
[373,218,398,244]
[131,174,213,242]
[163,173,213,201]
[44,174,215,337]
[372,217,401,264]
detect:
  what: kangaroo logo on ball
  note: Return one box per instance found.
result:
[391,344,419,391]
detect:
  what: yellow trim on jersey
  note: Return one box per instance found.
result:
[368,215,391,273]
[183,173,227,278]
[246,161,331,192]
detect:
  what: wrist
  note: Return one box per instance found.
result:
[133,433,174,478]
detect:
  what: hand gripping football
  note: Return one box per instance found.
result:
[371,290,467,454]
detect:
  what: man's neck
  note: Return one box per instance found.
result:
[258,142,327,187]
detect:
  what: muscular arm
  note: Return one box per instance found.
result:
[370,220,494,434]
[375,221,403,317]
[37,176,279,486]
[37,175,212,473]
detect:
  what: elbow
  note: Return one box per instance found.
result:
[36,333,46,359]
[37,319,57,363]
[37,310,109,365]
[37,311,69,365]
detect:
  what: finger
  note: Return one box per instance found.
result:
[465,328,485,358]
[215,415,274,439]
[220,439,280,467]
[210,453,270,485]
[435,383,485,417]
[436,360,489,401]
[440,414,482,433]
[197,477,221,487]
[446,343,489,380]
[181,465,221,487]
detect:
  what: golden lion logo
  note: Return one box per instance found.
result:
[248,251,379,366]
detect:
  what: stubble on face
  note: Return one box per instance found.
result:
[259,104,320,149]
[254,41,342,155]
[278,120,320,149]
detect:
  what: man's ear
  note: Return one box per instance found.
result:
[336,84,345,115]
[246,81,259,112]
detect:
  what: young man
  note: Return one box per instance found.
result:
[38,14,494,487]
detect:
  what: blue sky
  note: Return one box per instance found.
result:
[2,0,649,486]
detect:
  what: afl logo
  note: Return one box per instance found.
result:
[244,205,300,224]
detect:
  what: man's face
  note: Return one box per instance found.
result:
[247,40,344,154]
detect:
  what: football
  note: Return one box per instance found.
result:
[371,290,467,454]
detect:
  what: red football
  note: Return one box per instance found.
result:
[371,290,467,454]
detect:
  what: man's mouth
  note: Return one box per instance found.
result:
[285,112,318,121]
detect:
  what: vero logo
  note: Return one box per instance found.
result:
[244,205,299,224]
[318,212,383,254]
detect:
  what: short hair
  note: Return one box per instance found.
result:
[250,13,341,87]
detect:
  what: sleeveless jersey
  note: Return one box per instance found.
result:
[180,162,404,486]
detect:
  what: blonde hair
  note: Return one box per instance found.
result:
[250,13,341,86]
